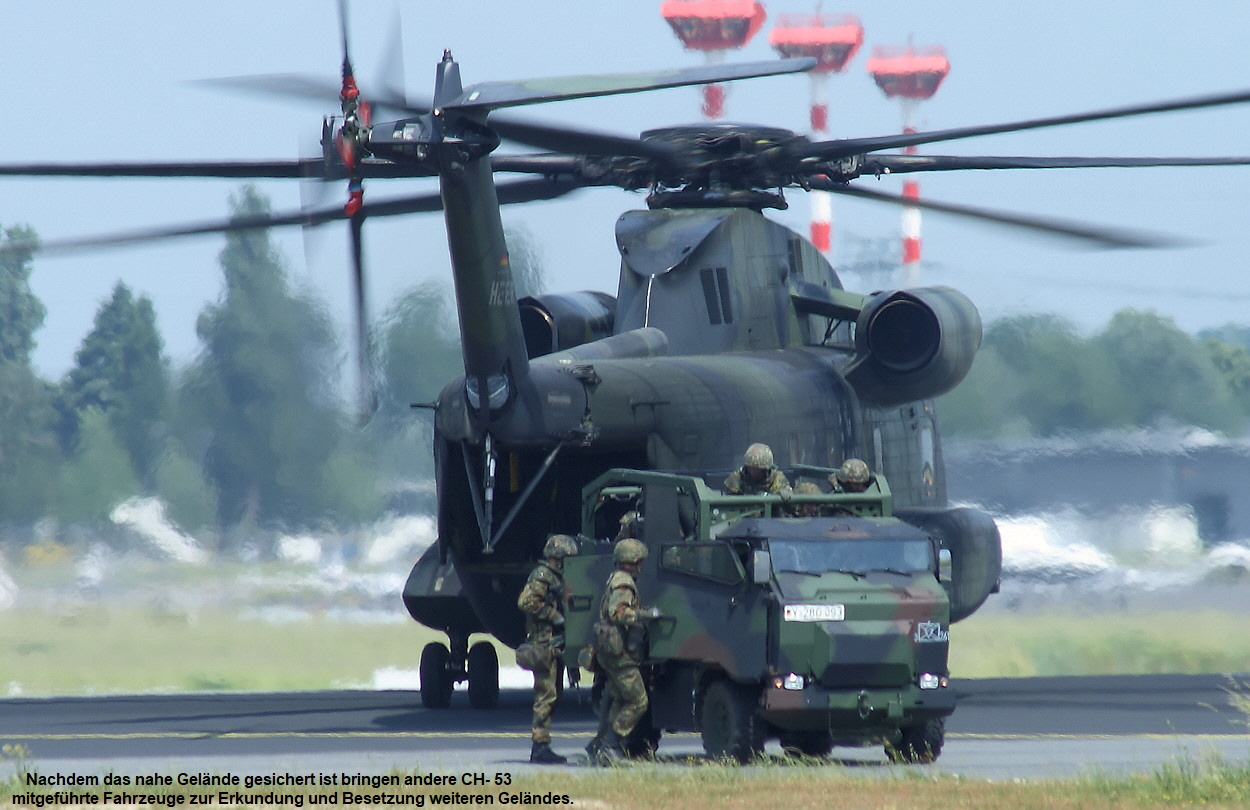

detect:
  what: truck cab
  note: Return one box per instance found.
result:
[562,467,955,762]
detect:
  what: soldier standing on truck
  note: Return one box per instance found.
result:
[723,442,792,498]
[789,481,823,516]
[517,533,579,764]
[588,538,656,764]
[830,458,871,493]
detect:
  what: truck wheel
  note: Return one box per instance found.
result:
[886,717,945,763]
[779,730,834,758]
[467,642,499,709]
[700,680,764,763]
[419,642,454,709]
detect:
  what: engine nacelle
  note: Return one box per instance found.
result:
[895,506,1002,623]
[847,286,981,406]
[519,291,616,358]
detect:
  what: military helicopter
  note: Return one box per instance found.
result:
[7,11,1250,710]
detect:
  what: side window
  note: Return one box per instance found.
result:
[660,542,745,585]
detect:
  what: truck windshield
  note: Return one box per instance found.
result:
[769,538,934,577]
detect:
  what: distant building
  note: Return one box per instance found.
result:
[944,429,1250,546]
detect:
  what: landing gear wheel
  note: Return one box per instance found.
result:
[779,730,834,758]
[419,642,454,709]
[700,679,764,763]
[885,717,945,763]
[467,641,499,709]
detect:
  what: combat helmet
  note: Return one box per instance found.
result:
[543,534,579,560]
[743,442,775,470]
[794,481,822,495]
[613,538,648,564]
[836,458,870,485]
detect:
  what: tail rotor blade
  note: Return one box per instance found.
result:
[348,210,377,421]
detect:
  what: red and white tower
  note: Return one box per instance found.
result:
[661,0,767,119]
[866,44,950,285]
[769,12,863,254]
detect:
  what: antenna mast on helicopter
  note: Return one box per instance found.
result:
[768,11,863,255]
[867,42,951,286]
[661,0,767,119]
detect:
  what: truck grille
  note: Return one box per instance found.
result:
[818,662,912,689]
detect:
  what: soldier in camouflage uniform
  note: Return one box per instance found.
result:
[517,533,579,764]
[830,458,871,493]
[589,537,656,764]
[789,481,823,517]
[724,442,792,498]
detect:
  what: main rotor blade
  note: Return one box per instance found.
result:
[487,115,675,160]
[861,154,1250,173]
[0,158,438,180]
[447,58,815,112]
[816,179,1187,249]
[193,74,426,117]
[0,159,328,178]
[809,87,1250,160]
[22,176,585,256]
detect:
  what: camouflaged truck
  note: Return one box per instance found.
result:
[561,466,970,763]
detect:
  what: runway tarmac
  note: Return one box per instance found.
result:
[3,673,1249,782]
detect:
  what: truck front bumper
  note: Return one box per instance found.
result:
[760,678,956,734]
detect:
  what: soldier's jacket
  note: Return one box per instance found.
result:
[724,466,792,497]
[596,568,644,660]
[518,561,564,641]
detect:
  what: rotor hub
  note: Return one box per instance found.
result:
[640,124,805,208]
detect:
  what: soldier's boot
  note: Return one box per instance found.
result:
[584,735,602,761]
[594,730,626,766]
[529,741,568,765]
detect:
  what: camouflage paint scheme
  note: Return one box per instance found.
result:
[562,468,956,758]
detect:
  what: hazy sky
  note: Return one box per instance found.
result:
[5,1,1250,382]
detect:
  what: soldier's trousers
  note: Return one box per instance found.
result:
[530,656,561,744]
[600,656,648,738]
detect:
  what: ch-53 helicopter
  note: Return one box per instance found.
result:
[7,16,1250,711]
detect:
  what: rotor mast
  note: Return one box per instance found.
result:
[867,43,950,286]
[769,11,863,255]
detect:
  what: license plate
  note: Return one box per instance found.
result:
[784,603,845,622]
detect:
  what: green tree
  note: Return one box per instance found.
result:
[57,407,141,525]
[505,222,547,300]
[1096,309,1241,433]
[56,282,169,487]
[179,186,353,532]
[988,314,1129,435]
[0,225,58,523]
[370,280,463,481]
[1203,337,1250,416]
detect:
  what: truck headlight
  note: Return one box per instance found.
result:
[783,673,805,690]
[919,673,941,690]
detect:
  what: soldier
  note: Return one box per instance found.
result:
[723,442,792,498]
[614,495,643,541]
[830,458,871,493]
[588,537,657,764]
[789,481,823,517]
[517,533,579,765]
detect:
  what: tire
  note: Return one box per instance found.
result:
[467,642,499,709]
[700,679,764,763]
[885,717,945,763]
[419,642,454,709]
[779,730,834,758]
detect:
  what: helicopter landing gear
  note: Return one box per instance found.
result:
[418,633,500,709]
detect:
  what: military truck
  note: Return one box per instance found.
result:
[562,467,1000,763]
